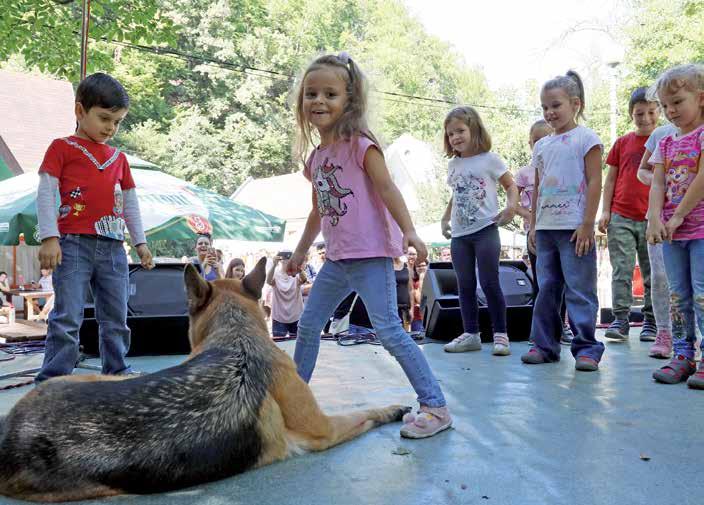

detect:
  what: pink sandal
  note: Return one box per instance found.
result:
[400,406,452,439]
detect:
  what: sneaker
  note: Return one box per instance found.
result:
[649,330,672,359]
[400,405,452,439]
[560,323,574,345]
[444,332,481,353]
[686,361,704,389]
[492,333,510,356]
[604,318,629,341]
[575,356,599,372]
[521,347,549,364]
[639,320,657,342]
[652,355,696,384]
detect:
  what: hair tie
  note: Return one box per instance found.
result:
[338,51,352,65]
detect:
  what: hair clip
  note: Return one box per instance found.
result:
[338,51,351,64]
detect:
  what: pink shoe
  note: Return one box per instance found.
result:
[400,405,452,439]
[649,330,672,359]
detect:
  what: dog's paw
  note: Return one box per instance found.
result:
[390,405,413,422]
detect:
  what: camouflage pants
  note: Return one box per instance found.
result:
[607,213,653,320]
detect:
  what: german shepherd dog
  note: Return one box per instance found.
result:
[0,258,410,502]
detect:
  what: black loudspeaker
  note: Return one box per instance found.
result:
[79,263,191,356]
[421,260,534,342]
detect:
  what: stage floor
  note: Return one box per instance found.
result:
[1,331,702,505]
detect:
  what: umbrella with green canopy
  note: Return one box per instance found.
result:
[0,169,286,246]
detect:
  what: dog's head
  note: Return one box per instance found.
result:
[184,257,268,351]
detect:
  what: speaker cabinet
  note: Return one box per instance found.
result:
[79,263,190,356]
[421,260,534,342]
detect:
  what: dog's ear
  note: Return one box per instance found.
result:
[242,256,267,300]
[184,263,211,312]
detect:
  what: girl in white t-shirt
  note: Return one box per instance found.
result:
[440,106,518,356]
[521,70,605,372]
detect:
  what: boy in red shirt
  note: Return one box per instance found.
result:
[36,73,153,382]
[598,87,660,341]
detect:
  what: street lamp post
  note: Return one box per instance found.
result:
[607,60,621,146]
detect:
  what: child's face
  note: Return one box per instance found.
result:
[658,87,704,133]
[540,88,580,134]
[302,67,348,136]
[528,127,551,150]
[445,118,473,157]
[75,103,128,144]
[40,268,51,277]
[631,102,659,135]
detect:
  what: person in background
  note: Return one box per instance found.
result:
[0,271,12,306]
[267,251,306,339]
[393,256,413,331]
[598,87,659,342]
[225,257,246,280]
[191,234,222,281]
[439,246,452,262]
[516,119,574,345]
[410,259,428,332]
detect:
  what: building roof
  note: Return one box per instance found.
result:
[0,70,75,173]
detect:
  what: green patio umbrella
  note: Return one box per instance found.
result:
[0,169,286,246]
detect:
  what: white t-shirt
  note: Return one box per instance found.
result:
[645,124,679,153]
[271,268,304,324]
[531,125,603,230]
[447,152,508,237]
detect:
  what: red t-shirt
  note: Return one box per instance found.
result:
[605,132,650,221]
[39,136,136,239]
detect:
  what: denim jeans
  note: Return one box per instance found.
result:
[530,230,604,362]
[294,257,446,408]
[451,224,506,334]
[662,239,704,359]
[272,319,298,337]
[36,234,132,382]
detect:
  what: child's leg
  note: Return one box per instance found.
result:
[450,234,479,333]
[36,235,93,382]
[557,232,603,362]
[294,260,351,382]
[635,220,654,325]
[474,225,506,333]
[690,240,704,357]
[606,213,638,323]
[91,238,132,375]
[527,238,538,298]
[647,242,671,333]
[662,241,696,359]
[350,258,446,408]
[528,231,565,361]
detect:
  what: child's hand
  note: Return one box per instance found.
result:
[287,251,304,276]
[646,218,667,245]
[440,220,451,239]
[597,210,611,234]
[664,214,684,240]
[636,168,653,186]
[570,223,595,257]
[39,237,62,269]
[405,230,428,264]
[135,244,154,270]
[494,207,515,227]
[528,229,537,255]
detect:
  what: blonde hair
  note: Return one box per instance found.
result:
[529,119,552,137]
[652,63,704,99]
[542,70,586,121]
[443,106,491,157]
[293,53,379,166]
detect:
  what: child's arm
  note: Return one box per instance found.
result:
[646,163,667,244]
[664,155,704,239]
[123,189,154,270]
[288,188,322,275]
[37,173,62,269]
[515,187,531,220]
[571,145,602,257]
[440,198,453,239]
[365,147,428,263]
[597,164,618,234]
[495,172,518,226]
[636,148,654,187]
[528,167,540,254]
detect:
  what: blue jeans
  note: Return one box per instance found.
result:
[272,319,298,337]
[451,224,506,334]
[37,234,132,382]
[530,230,604,362]
[294,257,446,408]
[662,239,704,359]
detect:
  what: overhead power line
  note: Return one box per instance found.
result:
[100,38,617,117]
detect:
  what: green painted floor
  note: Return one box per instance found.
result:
[1,332,702,505]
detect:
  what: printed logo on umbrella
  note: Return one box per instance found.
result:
[187,215,212,235]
